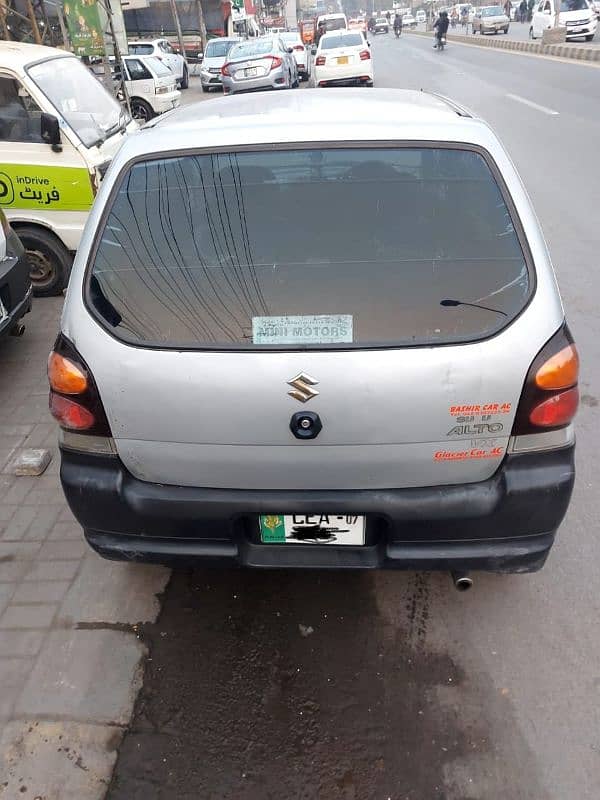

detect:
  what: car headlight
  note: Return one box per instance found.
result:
[155,86,169,94]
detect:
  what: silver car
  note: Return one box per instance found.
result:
[200,36,240,92]
[221,37,299,95]
[51,90,578,583]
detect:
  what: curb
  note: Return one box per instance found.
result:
[405,28,600,62]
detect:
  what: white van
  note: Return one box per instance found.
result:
[0,42,137,295]
[316,13,348,33]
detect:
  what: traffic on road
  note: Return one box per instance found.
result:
[1,9,599,800]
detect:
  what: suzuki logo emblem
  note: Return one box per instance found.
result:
[287,372,319,403]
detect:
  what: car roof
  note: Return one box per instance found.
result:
[0,41,74,72]
[108,89,501,168]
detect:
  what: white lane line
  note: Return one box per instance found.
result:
[506,93,560,115]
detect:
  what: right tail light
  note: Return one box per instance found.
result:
[512,325,579,435]
[221,63,231,76]
[315,55,326,66]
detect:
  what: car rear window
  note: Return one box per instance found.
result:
[205,40,236,58]
[88,147,531,350]
[229,40,273,59]
[321,33,364,48]
[129,44,154,55]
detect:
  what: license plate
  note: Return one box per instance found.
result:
[337,56,349,65]
[259,514,365,545]
[245,67,258,77]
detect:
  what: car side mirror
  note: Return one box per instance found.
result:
[41,112,62,153]
[311,47,317,55]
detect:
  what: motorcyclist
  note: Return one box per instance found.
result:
[367,15,376,33]
[433,10,449,47]
[393,12,403,34]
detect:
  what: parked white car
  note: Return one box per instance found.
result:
[416,9,427,23]
[530,0,597,38]
[128,39,189,88]
[200,37,240,92]
[280,31,310,80]
[312,30,373,87]
[120,55,180,122]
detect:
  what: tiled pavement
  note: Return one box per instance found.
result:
[0,298,169,799]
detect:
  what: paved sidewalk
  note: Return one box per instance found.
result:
[0,298,168,800]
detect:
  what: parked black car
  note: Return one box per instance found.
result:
[0,209,32,339]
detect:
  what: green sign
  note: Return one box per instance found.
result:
[0,164,94,212]
[259,515,286,543]
[63,0,105,57]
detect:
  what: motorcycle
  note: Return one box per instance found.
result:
[394,25,402,37]
[437,34,446,50]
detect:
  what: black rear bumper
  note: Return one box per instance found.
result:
[60,445,575,572]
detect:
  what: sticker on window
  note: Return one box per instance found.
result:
[252,315,353,345]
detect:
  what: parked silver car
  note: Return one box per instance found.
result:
[221,37,299,95]
[200,36,240,92]
[51,90,578,581]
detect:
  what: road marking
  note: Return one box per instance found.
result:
[506,93,559,115]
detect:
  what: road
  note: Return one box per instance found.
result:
[418,19,600,47]
[104,37,600,800]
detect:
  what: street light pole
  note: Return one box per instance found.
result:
[169,0,189,68]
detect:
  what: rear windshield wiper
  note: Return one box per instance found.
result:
[440,298,508,317]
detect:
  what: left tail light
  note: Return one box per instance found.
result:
[360,49,371,60]
[48,335,112,437]
[270,56,283,70]
[221,63,231,76]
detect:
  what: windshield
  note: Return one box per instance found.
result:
[129,44,154,55]
[28,57,124,148]
[205,39,236,58]
[321,33,364,48]
[88,147,530,350]
[322,17,347,30]
[482,6,504,14]
[560,0,589,9]
[229,40,273,59]
[145,57,172,77]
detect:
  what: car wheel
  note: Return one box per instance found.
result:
[292,71,300,88]
[529,26,536,38]
[504,27,509,33]
[15,225,73,297]
[130,98,155,123]
[180,64,189,90]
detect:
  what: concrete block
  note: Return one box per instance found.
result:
[12,580,71,604]
[0,720,122,800]
[15,630,146,725]
[24,560,80,582]
[10,448,52,477]
[0,603,58,630]
[37,540,87,561]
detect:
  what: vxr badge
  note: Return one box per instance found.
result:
[287,372,319,403]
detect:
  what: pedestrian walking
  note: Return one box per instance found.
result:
[504,0,512,19]
[519,0,527,21]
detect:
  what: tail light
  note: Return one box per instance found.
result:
[221,63,231,76]
[360,49,371,60]
[512,326,579,435]
[270,56,283,70]
[48,335,112,437]
[315,55,326,65]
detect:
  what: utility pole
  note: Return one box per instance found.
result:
[0,0,10,40]
[195,0,207,53]
[169,0,188,68]
[25,0,43,43]
[103,0,132,117]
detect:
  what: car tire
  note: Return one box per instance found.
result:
[130,98,155,123]
[529,26,536,38]
[292,71,300,88]
[180,64,189,89]
[15,225,73,297]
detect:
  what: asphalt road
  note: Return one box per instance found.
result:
[108,38,600,800]
[416,19,600,47]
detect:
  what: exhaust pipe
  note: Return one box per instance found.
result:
[10,323,25,337]
[451,570,473,592]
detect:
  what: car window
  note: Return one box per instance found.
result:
[483,6,504,14]
[205,40,236,57]
[320,33,364,48]
[560,0,588,9]
[88,147,531,350]
[0,75,44,143]
[129,44,154,55]
[145,57,172,77]
[125,59,152,81]
[229,40,273,58]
